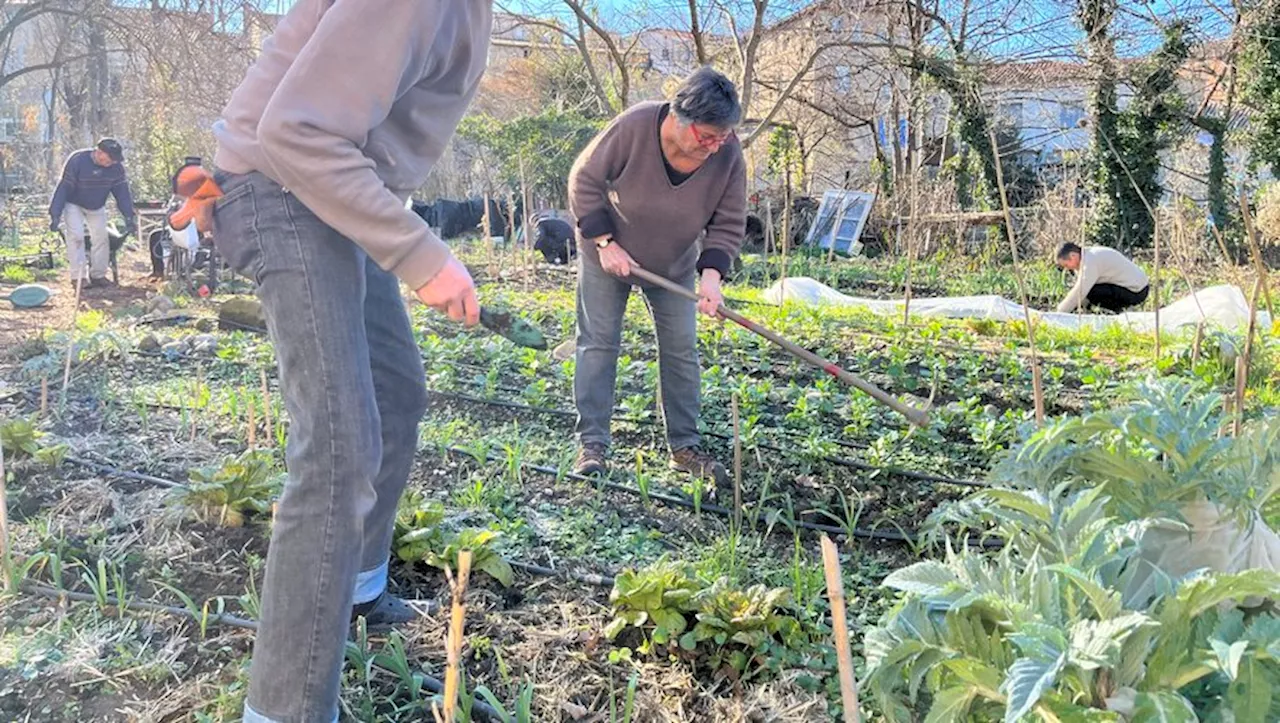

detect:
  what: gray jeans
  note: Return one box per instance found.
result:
[211,170,428,723]
[574,259,700,451]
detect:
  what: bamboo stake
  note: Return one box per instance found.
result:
[781,165,792,302]
[60,277,83,409]
[434,549,473,723]
[519,155,532,289]
[1153,212,1162,363]
[246,390,257,450]
[731,392,742,530]
[1238,188,1276,321]
[1234,275,1263,436]
[191,363,202,442]
[0,441,9,592]
[260,370,273,446]
[986,128,1045,425]
[821,535,861,723]
[39,377,48,418]
[482,189,493,277]
[503,189,516,277]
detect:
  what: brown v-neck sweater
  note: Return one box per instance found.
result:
[568,101,747,281]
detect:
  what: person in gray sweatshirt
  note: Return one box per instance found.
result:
[207,2,492,721]
[49,138,136,286]
[568,67,747,485]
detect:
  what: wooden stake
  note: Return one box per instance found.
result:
[39,376,48,418]
[60,277,83,409]
[1191,321,1204,368]
[260,369,273,446]
[731,392,742,530]
[434,549,473,723]
[987,128,1045,425]
[821,535,861,723]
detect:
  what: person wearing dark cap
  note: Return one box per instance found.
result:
[49,138,137,287]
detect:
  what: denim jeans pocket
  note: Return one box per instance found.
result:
[210,176,264,284]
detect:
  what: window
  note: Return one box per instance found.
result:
[1058,104,1085,128]
[805,190,875,254]
[834,66,852,93]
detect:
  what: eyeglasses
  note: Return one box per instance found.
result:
[689,124,733,149]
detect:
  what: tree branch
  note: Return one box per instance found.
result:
[562,0,630,109]
[743,40,901,148]
[688,0,708,65]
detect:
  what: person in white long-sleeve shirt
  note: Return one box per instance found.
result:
[1055,242,1150,313]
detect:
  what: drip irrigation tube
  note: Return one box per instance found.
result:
[19,582,505,722]
[58,456,615,587]
[443,446,969,548]
[426,389,987,489]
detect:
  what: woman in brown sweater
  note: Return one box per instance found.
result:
[568,67,748,485]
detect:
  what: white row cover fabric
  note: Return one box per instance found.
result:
[762,277,1272,332]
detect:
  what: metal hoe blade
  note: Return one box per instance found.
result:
[480,307,548,350]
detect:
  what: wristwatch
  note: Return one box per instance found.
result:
[596,237,613,249]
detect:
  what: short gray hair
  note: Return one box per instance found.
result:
[671,67,742,128]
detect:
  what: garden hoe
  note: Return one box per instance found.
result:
[0,284,52,309]
[479,306,547,350]
[628,266,930,427]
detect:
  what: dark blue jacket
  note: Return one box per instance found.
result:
[49,149,136,223]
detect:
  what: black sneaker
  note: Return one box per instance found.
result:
[351,591,435,632]
[574,443,608,476]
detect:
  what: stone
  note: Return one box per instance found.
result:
[145,295,176,315]
[552,337,576,362]
[219,296,266,332]
[194,317,217,333]
[188,334,219,355]
[138,334,162,353]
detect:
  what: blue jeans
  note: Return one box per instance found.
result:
[574,259,701,451]
[211,170,428,723]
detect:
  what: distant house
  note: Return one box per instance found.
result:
[983,60,1096,176]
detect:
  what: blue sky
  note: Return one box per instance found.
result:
[247,0,1232,62]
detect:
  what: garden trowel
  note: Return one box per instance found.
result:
[1,283,52,309]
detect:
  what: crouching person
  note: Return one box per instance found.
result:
[1055,242,1150,313]
[568,66,747,485]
